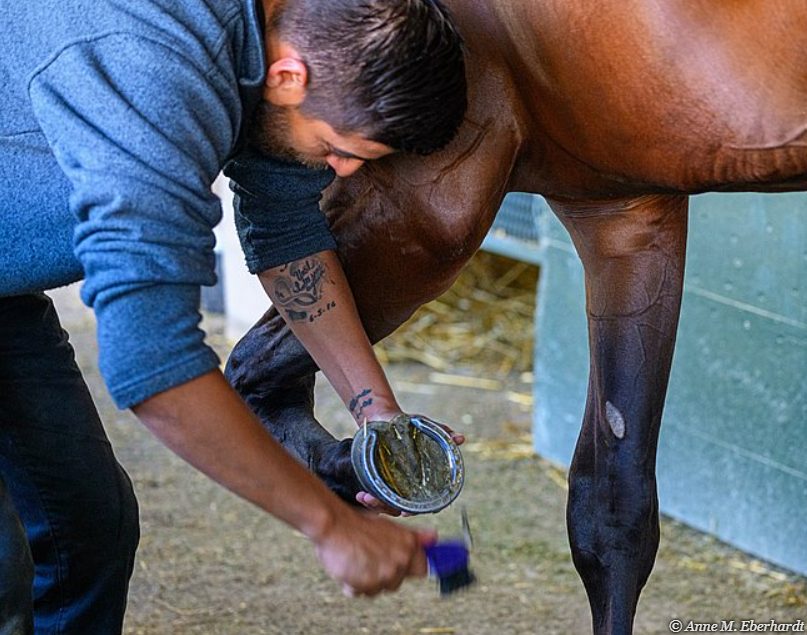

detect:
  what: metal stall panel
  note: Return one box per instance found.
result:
[482,193,543,265]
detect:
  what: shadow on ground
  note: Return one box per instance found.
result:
[49,286,806,635]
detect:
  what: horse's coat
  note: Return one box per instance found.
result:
[226,2,807,632]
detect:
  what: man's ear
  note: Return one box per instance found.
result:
[263,57,308,106]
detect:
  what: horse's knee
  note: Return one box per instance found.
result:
[225,310,316,395]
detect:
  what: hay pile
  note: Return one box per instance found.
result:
[376,251,539,377]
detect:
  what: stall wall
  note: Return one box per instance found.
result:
[531,192,807,575]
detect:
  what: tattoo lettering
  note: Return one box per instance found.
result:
[349,388,374,421]
[308,300,336,323]
[273,256,330,322]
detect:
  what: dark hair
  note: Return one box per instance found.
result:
[277,0,467,155]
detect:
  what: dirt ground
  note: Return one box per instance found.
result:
[48,285,806,635]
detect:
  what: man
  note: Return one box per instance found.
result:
[0,0,467,631]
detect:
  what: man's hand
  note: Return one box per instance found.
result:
[314,510,437,596]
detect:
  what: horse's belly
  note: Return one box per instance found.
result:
[699,131,807,193]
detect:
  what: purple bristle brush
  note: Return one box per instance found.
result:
[423,508,476,596]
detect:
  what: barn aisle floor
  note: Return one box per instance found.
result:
[46,284,806,635]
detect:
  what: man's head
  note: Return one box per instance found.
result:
[252,0,467,177]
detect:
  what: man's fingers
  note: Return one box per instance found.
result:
[417,527,438,547]
[355,491,402,516]
[355,491,380,509]
[433,420,465,445]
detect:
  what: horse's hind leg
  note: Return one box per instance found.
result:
[550,195,689,634]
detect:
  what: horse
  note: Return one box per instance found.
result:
[225,1,807,632]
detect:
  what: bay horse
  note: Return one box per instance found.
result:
[226,1,807,632]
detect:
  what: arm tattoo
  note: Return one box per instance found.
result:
[349,388,374,421]
[273,255,333,322]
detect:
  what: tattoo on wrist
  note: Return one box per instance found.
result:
[349,388,374,422]
[273,256,331,322]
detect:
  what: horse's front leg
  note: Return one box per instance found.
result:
[550,195,689,635]
[224,309,362,502]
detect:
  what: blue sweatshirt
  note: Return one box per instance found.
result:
[0,0,336,408]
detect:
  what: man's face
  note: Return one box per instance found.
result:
[250,101,395,178]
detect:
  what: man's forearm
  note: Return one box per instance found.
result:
[131,369,432,594]
[132,370,342,540]
[259,250,401,424]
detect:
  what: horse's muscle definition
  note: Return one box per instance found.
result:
[225,2,807,632]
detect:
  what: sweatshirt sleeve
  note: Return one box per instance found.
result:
[28,33,239,409]
[223,147,337,274]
